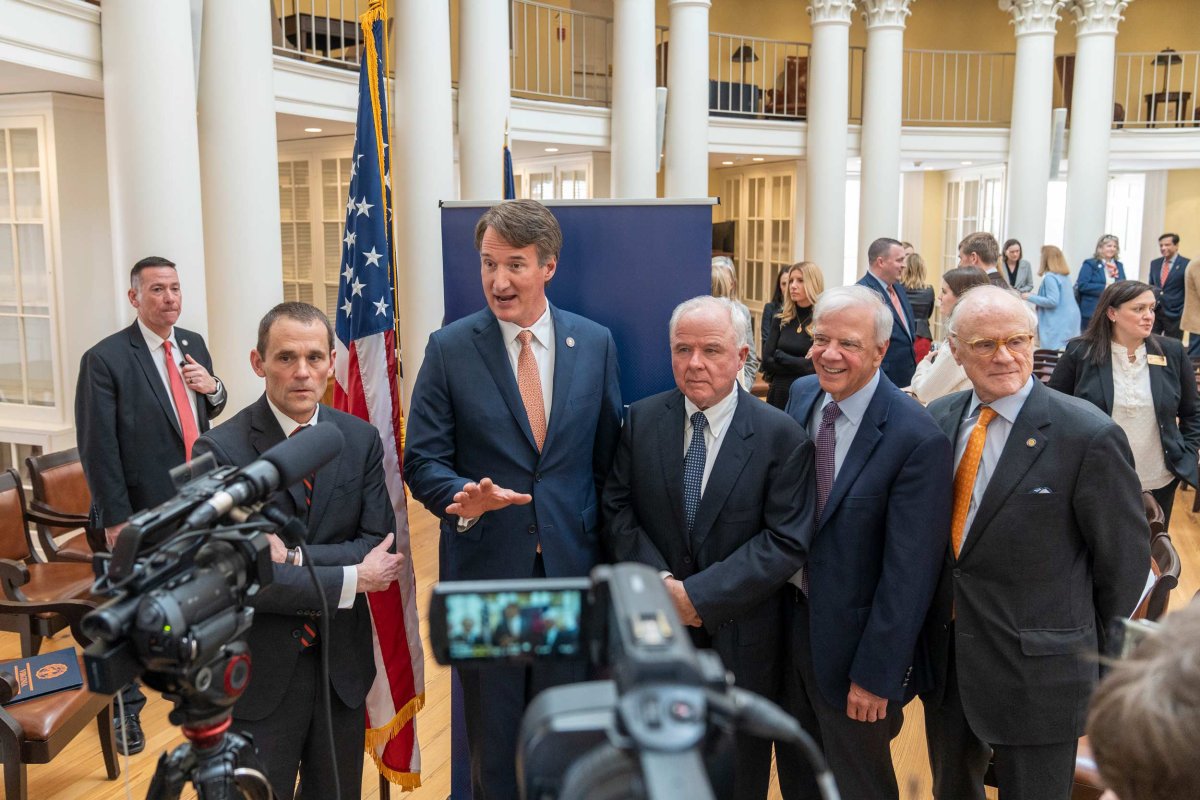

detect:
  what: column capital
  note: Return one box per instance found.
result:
[668,0,711,8]
[1066,0,1132,35]
[860,0,913,29]
[808,0,857,25]
[998,0,1067,35]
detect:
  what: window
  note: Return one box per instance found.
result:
[512,153,609,200]
[0,126,54,410]
[943,166,1006,272]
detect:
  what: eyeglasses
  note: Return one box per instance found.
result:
[952,333,1035,358]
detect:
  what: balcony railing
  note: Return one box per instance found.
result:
[510,0,613,106]
[902,50,1015,126]
[272,0,370,71]
[1111,50,1200,128]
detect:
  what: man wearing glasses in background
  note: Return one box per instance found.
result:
[921,286,1148,800]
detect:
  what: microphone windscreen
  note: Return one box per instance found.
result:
[260,423,345,489]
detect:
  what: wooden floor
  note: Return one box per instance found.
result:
[13,487,1200,799]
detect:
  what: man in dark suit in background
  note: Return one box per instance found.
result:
[604,295,815,800]
[75,255,227,754]
[405,199,623,800]
[857,237,918,387]
[1150,232,1189,339]
[779,285,952,800]
[922,286,1149,800]
[958,231,1009,289]
[194,302,405,800]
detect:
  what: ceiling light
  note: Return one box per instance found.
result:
[304,127,322,133]
[721,160,734,166]
[752,157,765,162]
[544,147,559,153]
[961,160,973,165]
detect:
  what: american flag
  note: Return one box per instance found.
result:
[332,0,423,788]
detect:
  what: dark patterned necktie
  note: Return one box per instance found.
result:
[803,401,841,596]
[289,425,314,511]
[683,412,708,533]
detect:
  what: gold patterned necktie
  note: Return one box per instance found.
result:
[950,406,997,558]
[516,330,546,451]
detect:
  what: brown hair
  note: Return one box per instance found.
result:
[473,199,563,266]
[941,267,991,299]
[1039,245,1071,276]
[958,231,1000,267]
[256,302,335,356]
[901,253,928,291]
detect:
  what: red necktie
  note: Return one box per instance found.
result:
[888,285,910,334]
[1161,258,1173,289]
[162,340,199,460]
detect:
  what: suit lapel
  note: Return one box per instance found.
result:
[249,397,303,515]
[542,305,576,453]
[471,312,539,453]
[1147,337,1172,420]
[127,323,183,441]
[959,383,1051,559]
[656,391,687,542]
[175,329,206,427]
[306,412,344,537]
[690,391,753,552]
[819,381,888,527]
[1098,358,1115,414]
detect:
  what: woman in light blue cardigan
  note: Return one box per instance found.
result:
[1025,244,1080,350]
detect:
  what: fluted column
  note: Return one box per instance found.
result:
[100,0,209,332]
[395,0,454,406]
[458,0,510,200]
[198,0,284,413]
[665,0,712,198]
[857,1,912,268]
[805,0,856,286]
[612,0,658,197]
[1002,1,1067,269]
[1063,0,1132,269]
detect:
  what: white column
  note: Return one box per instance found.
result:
[857,1,912,267]
[395,0,454,407]
[197,0,284,413]
[1002,1,1067,267]
[664,0,711,198]
[1063,0,1132,269]
[805,0,856,287]
[612,0,658,198]
[100,0,209,333]
[458,0,511,201]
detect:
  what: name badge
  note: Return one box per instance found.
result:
[1147,354,1167,367]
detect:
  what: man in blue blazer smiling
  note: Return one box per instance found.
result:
[777,285,951,800]
[405,200,622,800]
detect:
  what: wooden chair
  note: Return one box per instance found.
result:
[0,471,96,656]
[1032,348,1061,385]
[25,449,94,564]
[1142,491,1166,539]
[0,597,118,799]
[763,55,808,118]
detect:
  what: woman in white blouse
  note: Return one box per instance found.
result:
[909,267,991,404]
[1048,280,1200,524]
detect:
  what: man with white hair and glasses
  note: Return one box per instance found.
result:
[921,285,1148,800]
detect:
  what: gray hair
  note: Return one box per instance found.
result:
[669,295,750,351]
[946,284,1038,338]
[473,199,563,266]
[812,286,892,347]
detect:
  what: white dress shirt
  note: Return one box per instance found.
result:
[952,377,1035,547]
[1110,343,1173,491]
[265,399,357,610]
[496,305,556,426]
[137,319,226,429]
[682,383,739,496]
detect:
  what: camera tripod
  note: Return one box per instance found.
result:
[147,715,274,800]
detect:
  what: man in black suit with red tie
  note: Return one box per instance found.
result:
[76,255,227,754]
[1150,232,1189,339]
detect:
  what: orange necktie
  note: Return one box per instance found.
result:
[516,330,547,451]
[162,340,200,460]
[950,406,997,558]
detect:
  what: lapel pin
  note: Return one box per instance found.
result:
[565,337,575,348]
[180,339,188,347]
[1026,438,1036,447]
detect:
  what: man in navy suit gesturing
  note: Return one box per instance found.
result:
[1149,232,1189,339]
[405,199,623,800]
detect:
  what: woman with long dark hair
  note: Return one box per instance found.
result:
[760,265,791,356]
[1049,280,1200,524]
[762,262,824,408]
[1001,238,1034,293]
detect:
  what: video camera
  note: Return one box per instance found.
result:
[430,562,840,800]
[79,423,345,799]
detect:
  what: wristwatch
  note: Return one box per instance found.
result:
[285,547,299,565]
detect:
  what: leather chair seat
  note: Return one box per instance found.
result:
[20,564,95,603]
[52,535,93,562]
[5,657,95,742]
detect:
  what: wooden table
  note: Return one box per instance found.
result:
[1144,90,1193,127]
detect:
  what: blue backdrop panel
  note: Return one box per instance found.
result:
[440,200,715,405]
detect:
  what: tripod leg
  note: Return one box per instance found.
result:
[146,747,190,800]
